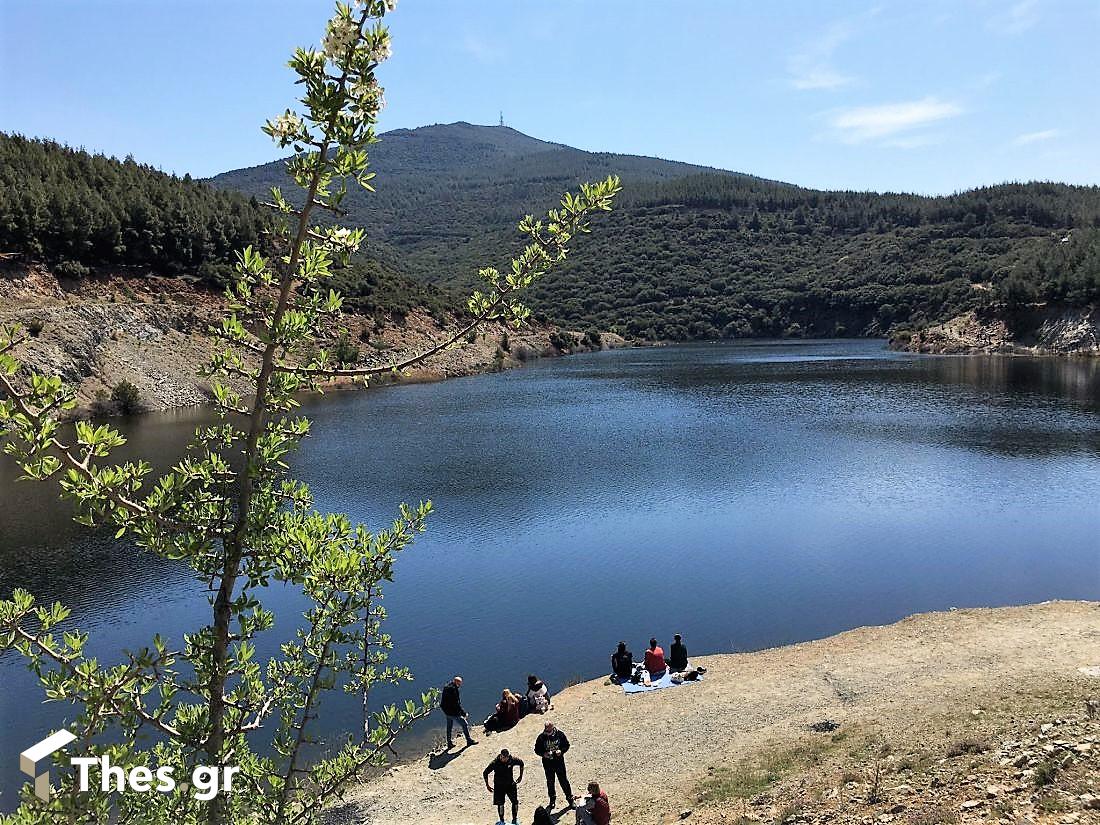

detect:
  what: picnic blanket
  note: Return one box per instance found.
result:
[620,670,702,694]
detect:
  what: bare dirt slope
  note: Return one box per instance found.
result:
[0,265,624,415]
[330,601,1100,825]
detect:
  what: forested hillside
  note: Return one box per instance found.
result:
[0,134,267,282]
[4,127,1098,341]
[215,122,1100,340]
[0,134,456,319]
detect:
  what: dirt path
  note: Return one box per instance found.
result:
[328,601,1100,825]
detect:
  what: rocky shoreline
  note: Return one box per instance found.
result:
[891,304,1100,356]
[0,264,626,417]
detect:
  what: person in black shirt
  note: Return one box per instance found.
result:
[483,748,524,824]
[669,633,689,673]
[610,641,633,682]
[533,722,574,811]
[441,675,477,749]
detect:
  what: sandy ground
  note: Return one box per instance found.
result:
[328,601,1100,825]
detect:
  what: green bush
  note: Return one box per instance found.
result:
[54,259,91,279]
[549,330,576,351]
[332,332,360,366]
[109,379,143,415]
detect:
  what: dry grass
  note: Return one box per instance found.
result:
[696,739,836,804]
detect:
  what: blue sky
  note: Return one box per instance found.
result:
[1,0,1098,194]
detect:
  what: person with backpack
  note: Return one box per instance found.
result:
[441,675,477,749]
[669,633,689,673]
[483,748,524,825]
[610,641,633,682]
[533,721,574,811]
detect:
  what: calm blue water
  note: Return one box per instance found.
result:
[2,340,1099,807]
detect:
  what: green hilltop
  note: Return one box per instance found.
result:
[212,122,1100,340]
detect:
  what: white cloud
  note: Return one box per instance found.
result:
[829,97,964,144]
[1011,129,1062,146]
[989,0,1040,34]
[787,14,865,91]
[791,65,855,91]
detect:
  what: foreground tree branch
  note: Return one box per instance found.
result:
[0,2,619,823]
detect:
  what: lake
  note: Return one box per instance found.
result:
[2,339,1099,808]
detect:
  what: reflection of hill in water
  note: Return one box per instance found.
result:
[927,354,1100,409]
[0,406,214,613]
[589,346,1100,460]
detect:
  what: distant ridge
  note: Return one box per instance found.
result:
[211,122,1100,341]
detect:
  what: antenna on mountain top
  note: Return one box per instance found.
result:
[499,111,504,127]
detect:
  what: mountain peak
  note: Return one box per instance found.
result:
[378,120,565,160]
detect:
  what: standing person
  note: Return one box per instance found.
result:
[643,637,666,679]
[534,721,574,811]
[669,633,689,673]
[441,675,477,749]
[610,641,633,681]
[575,781,611,825]
[483,748,524,825]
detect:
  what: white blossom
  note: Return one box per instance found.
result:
[268,111,305,145]
[323,16,360,59]
[366,30,392,63]
[350,77,386,114]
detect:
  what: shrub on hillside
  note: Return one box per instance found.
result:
[109,379,143,415]
[54,259,91,279]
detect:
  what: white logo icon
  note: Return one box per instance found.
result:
[20,729,77,801]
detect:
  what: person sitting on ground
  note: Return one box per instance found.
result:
[610,641,633,682]
[643,637,666,680]
[532,805,553,825]
[526,674,552,715]
[499,688,522,728]
[485,688,522,734]
[669,633,689,673]
[575,781,611,825]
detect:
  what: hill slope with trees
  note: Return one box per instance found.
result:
[214,122,1100,340]
[0,134,458,320]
